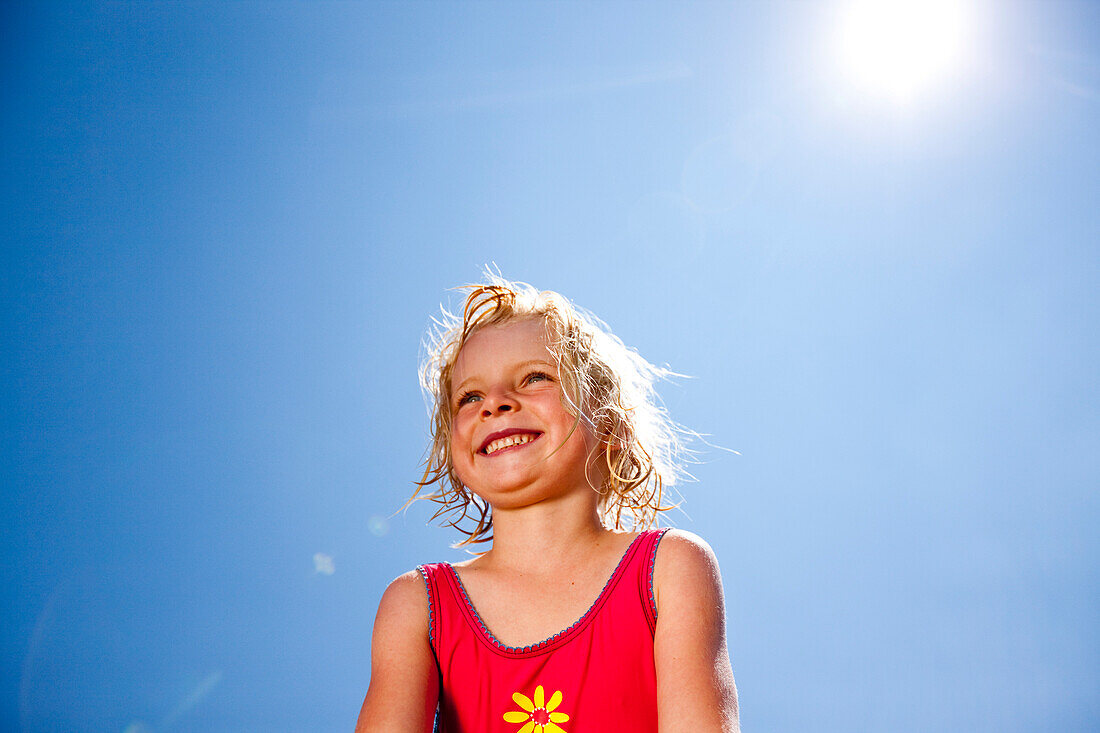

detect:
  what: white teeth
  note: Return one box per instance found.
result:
[483,433,538,455]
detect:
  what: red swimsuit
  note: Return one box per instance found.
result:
[418,529,668,733]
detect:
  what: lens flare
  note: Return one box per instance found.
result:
[313,553,336,575]
[367,514,389,537]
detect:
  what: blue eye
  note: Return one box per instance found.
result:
[456,391,480,406]
[526,371,551,384]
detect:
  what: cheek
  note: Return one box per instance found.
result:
[452,411,484,450]
[448,442,473,488]
[447,414,472,467]
[554,412,599,460]
[449,421,468,460]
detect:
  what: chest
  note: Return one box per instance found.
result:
[455,568,614,648]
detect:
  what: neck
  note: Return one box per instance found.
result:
[481,495,615,574]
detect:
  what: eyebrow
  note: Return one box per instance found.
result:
[451,358,557,397]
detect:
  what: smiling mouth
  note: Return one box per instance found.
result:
[480,432,542,456]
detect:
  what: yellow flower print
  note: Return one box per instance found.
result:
[502,684,570,733]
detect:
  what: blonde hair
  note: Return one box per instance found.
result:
[412,271,690,547]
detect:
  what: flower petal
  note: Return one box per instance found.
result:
[513,692,535,712]
[533,685,545,709]
[545,723,568,733]
[504,711,531,723]
[546,690,562,712]
[549,711,570,723]
[517,722,535,733]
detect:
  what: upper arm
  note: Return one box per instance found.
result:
[355,571,439,733]
[653,530,739,733]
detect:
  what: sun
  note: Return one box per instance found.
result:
[836,0,969,103]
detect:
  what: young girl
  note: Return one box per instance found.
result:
[356,274,739,732]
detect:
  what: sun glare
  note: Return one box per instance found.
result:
[837,0,969,103]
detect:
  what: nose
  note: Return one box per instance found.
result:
[480,389,517,417]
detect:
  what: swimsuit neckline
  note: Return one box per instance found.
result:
[443,531,648,655]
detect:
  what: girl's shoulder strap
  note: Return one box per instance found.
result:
[415,563,448,652]
[632,528,669,634]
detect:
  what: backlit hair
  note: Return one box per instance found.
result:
[412,271,690,547]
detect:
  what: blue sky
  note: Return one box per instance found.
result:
[2,1,1097,731]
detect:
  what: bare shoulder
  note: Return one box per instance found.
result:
[654,529,724,602]
[375,569,430,633]
[656,528,719,561]
[381,569,430,605]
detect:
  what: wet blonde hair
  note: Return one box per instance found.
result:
[412,271,690,547]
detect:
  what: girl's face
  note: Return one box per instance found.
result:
[449,318,603,512]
